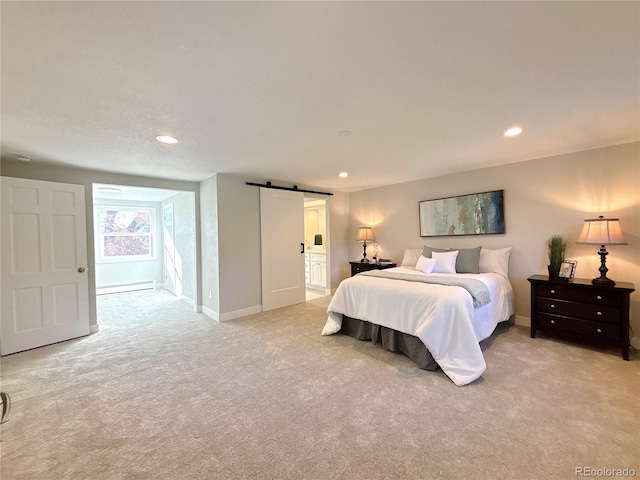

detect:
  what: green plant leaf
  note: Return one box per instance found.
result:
[0,392,11,424]
[548,235,566,268]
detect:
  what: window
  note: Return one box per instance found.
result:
[97,207,155,261]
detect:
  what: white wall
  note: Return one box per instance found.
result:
[217,174,262,316]
[93,198,163,291]
[200,175,220,316]
[348,142,640,346]
[328,191,351,288]
[161,192,197,305]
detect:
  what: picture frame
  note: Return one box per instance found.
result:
[419,190,505,237]
[558,260,577,281]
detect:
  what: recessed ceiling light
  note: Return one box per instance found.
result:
[503,127,523,137]
[16,155,31,162]
[156,135,179,144]
[339,172,348,178]
[99,187,121,193]
[337,130,351,136]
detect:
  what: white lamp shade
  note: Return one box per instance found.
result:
[576,217,627,245]
[356,227,375,242]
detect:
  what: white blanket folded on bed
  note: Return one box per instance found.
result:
[322,268,514,386]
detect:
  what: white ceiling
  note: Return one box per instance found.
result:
[2,2,638,192]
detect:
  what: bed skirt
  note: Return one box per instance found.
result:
[339,315,439,371]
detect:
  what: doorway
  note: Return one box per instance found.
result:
[92,184,196,309]
[304,196,330,301]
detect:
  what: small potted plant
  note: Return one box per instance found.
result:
[548,235,566,280]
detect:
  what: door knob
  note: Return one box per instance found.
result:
[77,267,88,273]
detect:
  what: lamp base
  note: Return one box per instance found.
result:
[592,276,615,287]
[592,245,615,286]
[361,240,369,263]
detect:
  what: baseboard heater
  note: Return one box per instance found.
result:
[96,281,156,296]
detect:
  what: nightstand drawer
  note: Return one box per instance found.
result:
[536,298,621,324]
[349,261,397,276]
[536,284,621,306]
[351,263,368,275]
[537,313,620,341]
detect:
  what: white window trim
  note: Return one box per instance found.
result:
[95,206,157,263]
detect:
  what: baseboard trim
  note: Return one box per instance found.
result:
[96,281,155,296]
[89,324,99,334]
[180,295,196,308]
[220,305,262,322]
[201,305,262,322]
[201,306,218,321]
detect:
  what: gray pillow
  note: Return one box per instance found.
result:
[422,245,448,258]
[454,246,482,274]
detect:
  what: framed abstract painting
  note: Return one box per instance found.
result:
[419,190,505,237]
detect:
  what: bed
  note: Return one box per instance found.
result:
[321,249,514,386]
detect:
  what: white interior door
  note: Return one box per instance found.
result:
[163,203,177,295]
[1,177,90,355]
[260,188,305,311]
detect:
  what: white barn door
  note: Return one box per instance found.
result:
[260,188,305,311]
[1,177,90,355]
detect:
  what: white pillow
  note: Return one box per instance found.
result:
[415,255,437,274]
[432,250,459,274]
[401,248,423,266]
[479,247,512,277]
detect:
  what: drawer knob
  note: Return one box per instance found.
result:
[597,311,602,316]
[550,304,555,309]
[550,289,556,294]
[596,295,602,300]
[596,328,602,333]
[550,320,555,324]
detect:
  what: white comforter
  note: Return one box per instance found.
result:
[322,267,514,386]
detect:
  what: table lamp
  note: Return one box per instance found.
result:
[576,216,627,286]
[357,227,375,263]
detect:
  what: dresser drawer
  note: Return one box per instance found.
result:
[537,313,620,341]
[536,284,621,306]
[529,275,634,360]
[536,297,621,324]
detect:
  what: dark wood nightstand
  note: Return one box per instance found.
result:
[349,261,397,277]
[528,275,635,360]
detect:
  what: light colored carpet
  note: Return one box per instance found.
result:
[1,289,638,480]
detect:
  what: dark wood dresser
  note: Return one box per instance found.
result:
[349,261,397,277]
[528,274,635,360]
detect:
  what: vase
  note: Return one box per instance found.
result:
[548,265,560,280]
